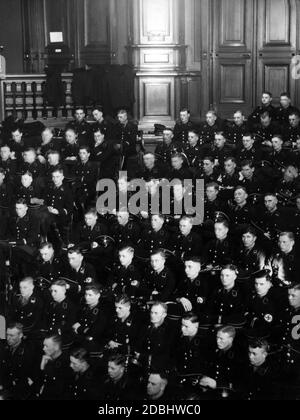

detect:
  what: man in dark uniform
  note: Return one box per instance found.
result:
[134,301,176,371]
[283,111,300,146]
[105,294,141,355]
[141,250,176,302]
[37,334,73,400]
[140,152,167,181]
[217,157,241,201]
[174,257,210,316]
[0,323,38,400]
[7,126,26,163]
[236,133,263,166]
[199,326,245,399]
[240,160,269,197]
[0,144,17,185]
[271,232,300,288]
[91,105,116,139]
[108,246,142,297]
[35,242,67,292]
[248,92,276,129]
[44,280,77,347]
[155,128,182,168]
[115,109,139,179]
[199,110,224,145]
[18,148,46,188]
[91,128,120,179]
[73,284,109,351]
[171,216,203,261]
[267,135,292,182]
[204,265,246,328]
[207,132,236,169]
[0,167,13,237]
[275,92,300,128]
[8,277,44,342]
[65,107,92,147]
[245,270,286,340]
[228,186,252,237]
[253,111,282,148]
[68,347,100,400]
[203,219,234,270]
[197,156,220,187]
[225,110,250,147]
[65,246,97,296]
[173,108,197,146]
[167,153,193,181]
[110,209,141,250]
[73,145,98,212]
[42,167,73,246]
[138,214,170,258]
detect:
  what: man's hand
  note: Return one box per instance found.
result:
[180,297,193,312]
[40,355,52,371]
[200,376,217,389]
[47,207,59,215]
[72,322,81,334]
[91,242,99,249]
[108,340,122,349]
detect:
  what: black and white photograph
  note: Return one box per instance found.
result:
[0,0,300,403]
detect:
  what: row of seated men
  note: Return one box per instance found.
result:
[0,92,299,401]
[0,266,300,401]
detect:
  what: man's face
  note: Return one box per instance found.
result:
[68,252,83,269]
[75,109,85,122]
[23,150,36,164]
[85,213,97,227]
[242,136,254,150]
[19,281,34,298]
[249,347,267,367]
[214,223,228,240]
[118,112,128,125]
[233,112,244,126]
[224,160,236,174]
[264,196,277,212]
[203,159,214,174]
[255,278,271,297]
[171,156,183,170]
[220,269,236,289]
[188,132,198,147]
[185,261,200,280]
[70,356,84,373]
[52,171,64,187]
[151,215,164,232]
[115,302,130,319]
[16,204,27,218]
[162,130,173,145]
[92,109,103,121]
[242,232,256,249]
[0,146,11,161]
[94,131,105,144]
[151,254,165,272]
[180,111,190,124]
[21,174,33,188]
[289,114,300,128]
[288,288,300,309]
[147,374,164,397]
[48,153,60,166]
[79,149,90,162]
[117,211,129,225]
[143,154,155,169]
[260,115,271,126]
[65,130,77,144]
[214,134,226,149]
[206,112,217,126]
[12,130,22,142]
[43,338,58,358]
[280,96,290,108]
[119,250,133,267]
[206,186,218,201]
[179,219,192,236]
[40,246,54,262]
[6,328,23,348]
[150,305,166,325]
[272,137,283,151]
[108,361,124,380]
[234,188,247,205]
[278,235,294,254]
[241,165,254,179]
[261,93,272,106]
[85,290,100,306]
[42,129,53,144]
[181,319,198,337]
[216,332,233,350]
[51,285,66,302]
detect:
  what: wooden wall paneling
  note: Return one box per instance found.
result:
[211,0,255,118]
[199,0,212,118]
[77,0,111,65]
[185,0,201,70]
[138,76,175,123]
